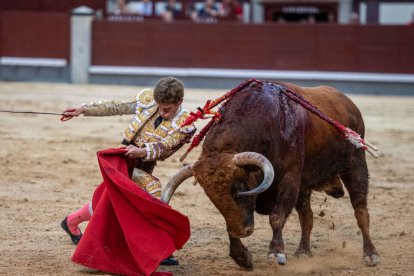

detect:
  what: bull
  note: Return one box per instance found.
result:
[161,80,380,269]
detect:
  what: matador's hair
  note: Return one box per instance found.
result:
[153,77,184,104]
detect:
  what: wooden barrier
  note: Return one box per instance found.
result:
[0,13,3,57]
[0,11,70,60]
[1,11,413,74]
[92,21,414,74]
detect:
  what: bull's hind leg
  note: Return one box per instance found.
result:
[294,189,313,256]
[268,174,301,265]
[229,235,253,270]
[340,153,380,266]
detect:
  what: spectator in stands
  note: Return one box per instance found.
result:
[192,0,220,23]
[114,0,129,14]
[219,0,242,21]
[327,12,335,23]
[129,0,153,16]
[307,15,316,24]
[350,11,359,24]
[220,0,243,21]
[276,16,286,24]
[186,1,198,19]
[161,0,180,22]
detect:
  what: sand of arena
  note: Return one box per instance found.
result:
[0,82,413,275]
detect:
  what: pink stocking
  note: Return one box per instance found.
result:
[67,203,92,235]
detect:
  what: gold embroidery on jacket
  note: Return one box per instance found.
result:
[131,168,161,198]
[83,88,196,161]
[123,89,157,143]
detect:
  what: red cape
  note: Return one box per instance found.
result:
[71,148,190,276]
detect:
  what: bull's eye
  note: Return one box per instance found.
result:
[231,181,247,196]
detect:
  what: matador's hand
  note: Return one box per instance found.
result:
[61,106,84,121]
[125,145,147,159]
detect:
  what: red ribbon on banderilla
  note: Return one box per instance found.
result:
[178,79,259,162]
[279,87,378,158]
[179,79,378,162]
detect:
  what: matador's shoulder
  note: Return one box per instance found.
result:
[172,108,197,135]
[135,89,156,109]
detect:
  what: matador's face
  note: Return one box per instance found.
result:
[157,99,182,120]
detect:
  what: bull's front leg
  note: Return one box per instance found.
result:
[229,235,253,270]
[268,174,300,265]
[294,189,313,256]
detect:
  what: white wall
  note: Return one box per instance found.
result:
[379,3,414,25]
[360,2,414,25]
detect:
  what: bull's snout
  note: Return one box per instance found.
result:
[228,224,255,238]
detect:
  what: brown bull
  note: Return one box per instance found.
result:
[162,81,380,269]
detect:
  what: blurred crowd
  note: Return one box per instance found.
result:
[111,0,243,23]
[108,0,367,25]
[108,0,414,25]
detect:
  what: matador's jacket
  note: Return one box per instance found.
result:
[82,88,196,198]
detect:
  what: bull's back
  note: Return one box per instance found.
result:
[281,82,365,186]
[283,82,364,143]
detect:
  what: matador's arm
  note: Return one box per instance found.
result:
[143,126,196,161]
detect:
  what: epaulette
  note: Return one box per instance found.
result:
[179,124,197,134]
[135,89,156,109]
[169,109,197,135]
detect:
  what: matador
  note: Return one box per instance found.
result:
[59,77,195,265]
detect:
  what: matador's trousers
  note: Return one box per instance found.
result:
[131,159,161,199]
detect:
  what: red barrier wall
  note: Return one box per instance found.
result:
[0,13,3,57]
[0,11,70,60]
[92,21,414,74]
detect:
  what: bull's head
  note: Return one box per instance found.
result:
[161,152,274,238]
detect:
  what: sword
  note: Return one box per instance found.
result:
[0,110,63,115]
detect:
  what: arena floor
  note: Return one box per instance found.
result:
[0,82,413,275]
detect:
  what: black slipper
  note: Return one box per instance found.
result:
[60,216,82,245]
[160,255,179,266]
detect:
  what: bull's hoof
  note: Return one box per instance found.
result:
[229,250,253,270]
[363,254,380,267]
[294,248,312,257]
[268,253,286,265]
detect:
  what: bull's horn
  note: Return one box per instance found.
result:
[233,152,275,196]
[160,164,193,204]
